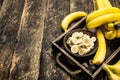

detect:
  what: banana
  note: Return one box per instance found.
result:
[86,7,120,23]
[102,0,112,7]
[96,0,106,9]
[103,64,120,80]
[104,29,117,40]
[104,23,115,30]
[87,13,120,29]
[92,29,106,65]
[114,21,120,26]
[107,60,120,74]
[61,11,87,31]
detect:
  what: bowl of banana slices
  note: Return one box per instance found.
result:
[63,29,98,57]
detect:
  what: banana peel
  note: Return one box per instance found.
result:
[107,60,120,74]
[61,11,87,31]
[103,63,120,80]
[92,29,106,65]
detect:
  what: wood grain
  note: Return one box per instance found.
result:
[0,0,120,80]
[0,0,25,80]
[9,0,45,80]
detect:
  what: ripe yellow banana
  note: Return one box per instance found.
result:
[61,11,87,31]
[86,7,120,23]
[104,29,117,40]
[96,0,106,9]
[107,60,120,74]
[103,64,120,80]
[102,0,112,7]
[92,29,106,65]
[87,13,120,29]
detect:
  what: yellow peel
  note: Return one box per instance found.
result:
[96,0,106,9]
[86,7,120,23]
[61,11,87,31]
[104,23,115,30]
[102,0,112,7]
[92,29,106,65]
[87,13,120,29]
[104,29,117,40]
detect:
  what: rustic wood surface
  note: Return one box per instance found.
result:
[0,0,120,80]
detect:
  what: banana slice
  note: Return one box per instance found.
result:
[71,45,79,54]
[72,32,80,37]
[72,32,83,39]
[78,48,86,55]
[66,37,73,45]
[89,42,94,49]
[85,48,91,53]
[82,37,92,47]
[91,36,96,42]
[71,37,78,45]
[77,38,83,44]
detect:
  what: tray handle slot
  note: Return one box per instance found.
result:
[56,53,82,75]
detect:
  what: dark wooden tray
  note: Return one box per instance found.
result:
[52,17,120,80]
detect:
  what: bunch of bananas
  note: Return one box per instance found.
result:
[86,0,120,40]
[90,0,120,65]
[103,60,120,80]
[60,0,120,66]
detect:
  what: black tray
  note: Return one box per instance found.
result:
[52,17,120,80]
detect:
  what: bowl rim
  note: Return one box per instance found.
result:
[63,29,98,57]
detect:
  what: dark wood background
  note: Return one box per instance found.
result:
[0,0,120,80]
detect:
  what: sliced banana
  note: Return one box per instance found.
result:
[66,37,73,45]
[77,38,83,44]
[71,45,79,54]
[72,32,80,37]
[82,37,92,47]
[71,37,78,44]
[88,42,94,49]
[91,36,96,42]
[85,48,91,53]
[72,32,83,39]
[66,31,96,55]
[78,48,86,55]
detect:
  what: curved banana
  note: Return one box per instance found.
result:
[87,13,120,29]
[104,29,117,40]
[61,11,87,31]
[86,7,120,23]
[92,29,106,65]
[103,64,120,80]
[107,60,120,74]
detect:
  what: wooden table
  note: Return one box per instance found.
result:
[0,0,120,80]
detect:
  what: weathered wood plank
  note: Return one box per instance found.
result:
[0,0,25,80]
[114,0,120,8]
[9,0,45,80]
[39,0,71,80]
[70,0,94,13]
[0,0,3,10]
